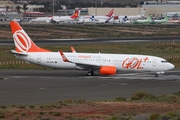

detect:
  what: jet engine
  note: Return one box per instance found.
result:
[99,66,117,75]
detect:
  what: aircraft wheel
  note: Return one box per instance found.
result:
[155,74,159,77]
[87,71,94,76]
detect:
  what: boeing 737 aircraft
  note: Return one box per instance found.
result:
[113,16,130,24]
[114,9,146,21]
[29,16,52,23]
[52,10,80,24]
[150,15,169,24]
[10,21,174,77]
[133,15,153,24]
[75,9,114,24]
[29,10,80,24]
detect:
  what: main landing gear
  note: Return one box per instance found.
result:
[87,71,94,76]
[155,74,159,77]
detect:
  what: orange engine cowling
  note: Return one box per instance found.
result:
[99,66,117,75]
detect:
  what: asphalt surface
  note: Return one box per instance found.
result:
[0,69,180,106]
[1,37,180,46]
[1,36,180,106]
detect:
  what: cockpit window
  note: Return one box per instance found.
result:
[161,61,168,63]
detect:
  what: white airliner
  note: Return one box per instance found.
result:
[10,21,174,77]
[29,16,52,23]
[29,10,80,24]
[114,9,146,21]
[84,15,114,24]
[113,16,130,24]
[150,15,169,24]
[74,9,114,24]
[133,15,153,24]
[52,10,80,24]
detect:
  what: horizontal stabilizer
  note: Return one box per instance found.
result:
[11,50,28,56]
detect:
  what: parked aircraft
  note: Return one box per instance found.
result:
[150,15,169,24]
[29,10,80,24]
[133,15,152,24]
[163,12,180,18]
[113,16,130,24]
[52,9,80,24]
[76,9,114,24]
[114,9,146,21]
[29,16,52,23]
[10,21,174,77]
[168,19,180,24]
[77,14,95,24]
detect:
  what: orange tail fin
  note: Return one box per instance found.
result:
[10,21,50,52]
[70,10,79,18]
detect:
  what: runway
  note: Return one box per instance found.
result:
[1,37,180,46]
[0,69,180,106]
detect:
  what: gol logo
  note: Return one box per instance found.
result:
[13,30,31,52]
[122,57,143,69]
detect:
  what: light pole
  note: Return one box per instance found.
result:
[139,0,140,14]
[95,0,97,15]
[53,0,54,16]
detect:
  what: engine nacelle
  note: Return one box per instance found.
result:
[99,66,117,75]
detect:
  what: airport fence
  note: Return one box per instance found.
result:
[0,61,30,65]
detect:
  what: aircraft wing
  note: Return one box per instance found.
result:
[59,51,101,70]
[73,62,100,70]
[52,17,60,22]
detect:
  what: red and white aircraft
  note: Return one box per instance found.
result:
[76,9,114,24]
[10,21,174,77]
[29,10,80,24]
[52,10,80,24]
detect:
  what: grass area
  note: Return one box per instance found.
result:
[0,91,179,119]
[1,42,180,69]
[0,24,180,40]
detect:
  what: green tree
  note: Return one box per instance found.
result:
[16,5,21,14]
[22,3,28,13]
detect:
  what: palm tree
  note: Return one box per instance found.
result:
[22,3,28,13]
[16,5,21,14]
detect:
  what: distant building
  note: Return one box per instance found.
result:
[143,0,180,16]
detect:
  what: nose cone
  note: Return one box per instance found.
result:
[169,63,175,70]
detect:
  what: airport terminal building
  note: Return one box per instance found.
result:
[0,0,180,18]
[87,1,180,17]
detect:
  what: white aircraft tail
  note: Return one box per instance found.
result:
[140,9,146,17]
[10,21,50,53]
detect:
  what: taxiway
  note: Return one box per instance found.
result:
[0,69,179,106]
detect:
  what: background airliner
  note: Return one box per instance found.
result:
[114,9,146,21]
[133,15,153,24]
[29,10,80,24]
[76,9,114,24]
[10,21,174,77]
[51,10,80,24]
[150,15,169,24]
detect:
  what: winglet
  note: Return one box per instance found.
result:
[70,46,76,53]
[59,51,69,62]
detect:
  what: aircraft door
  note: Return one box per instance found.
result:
[152,58,157,67]
[37,55,41,63]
